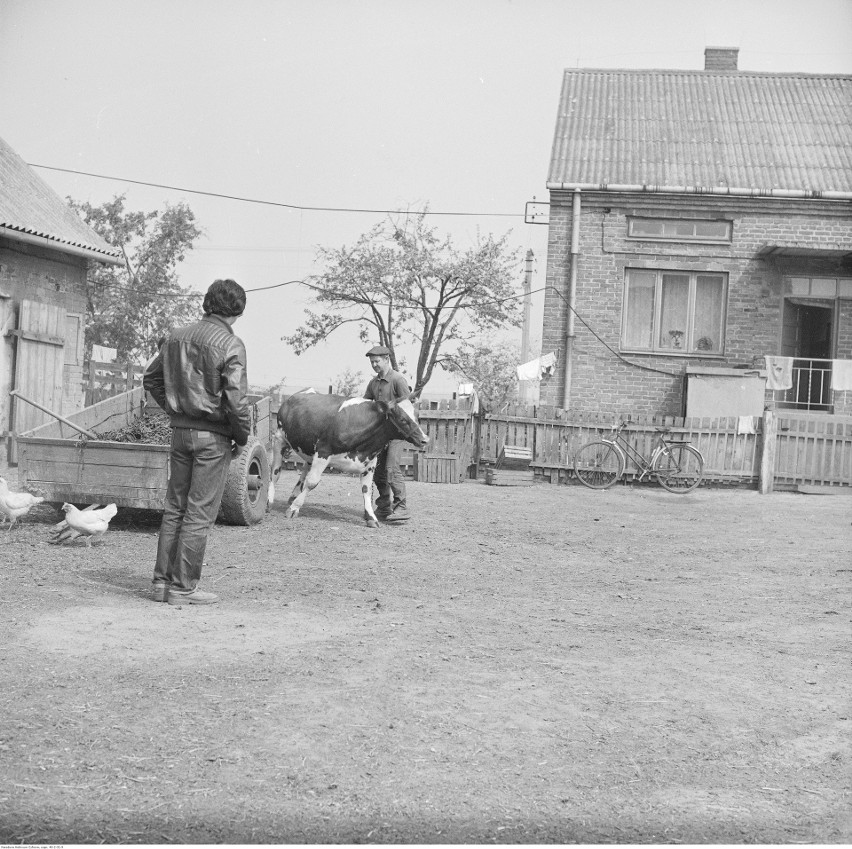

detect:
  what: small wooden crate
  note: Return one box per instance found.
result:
[497,444,533,470]
[413,453,460,484]
[486,468,535,486]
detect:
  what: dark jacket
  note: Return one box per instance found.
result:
[143,314,251,445]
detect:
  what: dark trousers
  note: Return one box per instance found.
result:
[154,428,231,592]
[374,439,406,513]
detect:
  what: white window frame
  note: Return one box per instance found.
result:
[627,217,732,244]
[621,269,728,356]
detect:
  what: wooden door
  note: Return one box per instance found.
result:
[10,300,66,461]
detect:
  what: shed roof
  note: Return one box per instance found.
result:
[0,135,121,263]
[548,69,852,194]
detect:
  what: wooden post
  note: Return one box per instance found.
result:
[759,409,777,494]
[87,359,97,407]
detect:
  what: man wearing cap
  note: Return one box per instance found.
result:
[364,345,412,522]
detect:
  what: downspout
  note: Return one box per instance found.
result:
[562,189,581,409]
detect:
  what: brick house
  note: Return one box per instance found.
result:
[539,47,852,417]
[0,134,120,460]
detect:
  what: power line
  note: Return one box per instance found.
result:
[29,163,524,218]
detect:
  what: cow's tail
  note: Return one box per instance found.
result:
[271,427,292,477]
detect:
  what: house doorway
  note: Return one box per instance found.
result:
[780,299,833,411]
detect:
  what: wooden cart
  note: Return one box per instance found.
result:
[16,386,276,525]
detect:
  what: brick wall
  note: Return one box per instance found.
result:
[540,192,852,415]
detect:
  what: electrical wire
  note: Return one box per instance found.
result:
[28,164,524,218]
[87,270,676,376]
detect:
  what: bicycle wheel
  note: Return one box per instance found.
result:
[653,444,704,493]
[573,441,625,489]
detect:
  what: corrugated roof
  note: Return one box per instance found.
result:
[0,135,121,262]
[548,70,852,193]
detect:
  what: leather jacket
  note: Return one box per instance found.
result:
[143,314,251,445]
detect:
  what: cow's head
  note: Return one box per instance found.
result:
[378,398,428,448]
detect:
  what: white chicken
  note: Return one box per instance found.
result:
[0,475,45,534]
[49,502,118,547]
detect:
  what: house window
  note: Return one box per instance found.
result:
[786,276,852,299]
[622,269,727,354]
[628,217,732,243]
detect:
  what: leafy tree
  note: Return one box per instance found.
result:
[283,211,522,397]
[69,194,203,363]
[332,368,365,397]
[445,337,520,412]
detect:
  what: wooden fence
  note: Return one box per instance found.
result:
[406,401,852,492]
[84,360,144,406]
[769,410,852,490]
[78,380,850,492]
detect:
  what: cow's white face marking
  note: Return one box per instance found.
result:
[339,397,370,411]
[397,398,417,423]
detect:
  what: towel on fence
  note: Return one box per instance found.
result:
[764,356,794,390]
[736,415,757,435]
[517,357,541,381]
[831,359,852,391]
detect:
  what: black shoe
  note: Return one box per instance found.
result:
[384,508,411,522]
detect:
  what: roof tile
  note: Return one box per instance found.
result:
[0,135,120,261]
[548,70,852,192]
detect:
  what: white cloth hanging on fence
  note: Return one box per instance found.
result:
[736,415,757,435]
[764,356,794,390]
[830,359,852,391]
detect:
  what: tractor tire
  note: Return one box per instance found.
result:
[218,436,270,526]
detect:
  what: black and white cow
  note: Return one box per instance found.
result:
[270,390,428,527]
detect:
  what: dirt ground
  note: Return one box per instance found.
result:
[0,467,849,845]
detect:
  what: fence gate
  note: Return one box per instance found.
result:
[9,300,66,462]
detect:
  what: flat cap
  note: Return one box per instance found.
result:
[366,345,391,357]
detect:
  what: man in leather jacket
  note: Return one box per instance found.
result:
[143,279,251,605]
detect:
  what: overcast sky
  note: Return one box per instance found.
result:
[1,0,851,394]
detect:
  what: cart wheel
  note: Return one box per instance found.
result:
[218,436,270,525]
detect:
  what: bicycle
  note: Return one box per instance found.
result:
[573,421,705,493]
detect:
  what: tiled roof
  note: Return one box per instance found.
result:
[548,70,852,193]
[0,135,120,262]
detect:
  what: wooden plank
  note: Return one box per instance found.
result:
[31,483,165,510]
[23,386,145,439]
[24,457,167,488]
[12,300,66,435]
[486,469,534,486]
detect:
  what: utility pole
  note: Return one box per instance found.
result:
[518,249,535,405]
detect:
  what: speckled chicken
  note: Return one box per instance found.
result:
[0,475,45,533]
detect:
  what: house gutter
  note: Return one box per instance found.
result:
[545,182,852,201]
[563,189,581,410]
[0,225,122,265]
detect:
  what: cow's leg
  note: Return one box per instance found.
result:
[288,464,310,505]
[360,458,380,528]
[285,455,329,519]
